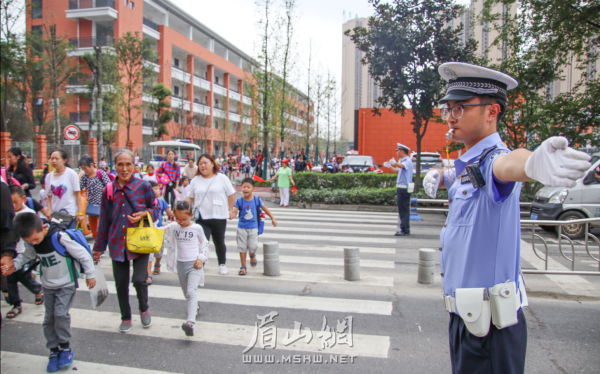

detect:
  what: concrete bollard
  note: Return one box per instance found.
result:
[417,248,436,284]
[263,241,280,276]
[344,247,360,281]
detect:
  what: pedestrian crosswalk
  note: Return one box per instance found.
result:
[1,206,409,372]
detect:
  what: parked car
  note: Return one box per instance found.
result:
[589,152,600,165]
[341,155,382,173]
[530,159,600,239]
[410,152,443,175]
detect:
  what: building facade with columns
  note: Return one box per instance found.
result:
[25,0,308,159]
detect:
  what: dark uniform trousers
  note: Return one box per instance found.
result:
[396,187,411,234]
[449,308,527,374]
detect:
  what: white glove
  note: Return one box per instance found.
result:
[389,158,397,165]
[423,170,441,198]
[383,162,391,168]
[525,137,591,188]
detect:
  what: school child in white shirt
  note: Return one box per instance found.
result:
[161,201,209,336]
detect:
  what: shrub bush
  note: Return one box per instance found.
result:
[292,187,397,205]
[293,172,397,190]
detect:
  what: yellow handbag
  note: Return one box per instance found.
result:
[126,212,164,254]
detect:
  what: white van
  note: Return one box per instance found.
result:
[530,158,600,239]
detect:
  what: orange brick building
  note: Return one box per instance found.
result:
[26,0,309,159]
[356,108,461,171]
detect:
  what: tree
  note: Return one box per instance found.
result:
[481,0,599,152]
[0,0,24,133]
[148,83,173,140]
[39,24,79,144]
[275,0,297,160]
[114,32,157,148]
[345,0,477,188]
[325,74,338,162]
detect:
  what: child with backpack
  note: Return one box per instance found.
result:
[5,186,44,319]
[6,212,96,373]
[9,183,51,221]
[146,180,174,284]
[230,178,277,275]
[161,201,209,336]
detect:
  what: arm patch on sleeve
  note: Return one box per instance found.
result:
[488,149,509,162]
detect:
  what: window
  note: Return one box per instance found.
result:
[30,26,43,56]
[130,1,134,10]
[124,0,128,6]
[174,112,180,123]
[173,86,180,96]
[215,99,219,108]
[32,0,42,19]
[215,76,219,84]
[174,58,180,68]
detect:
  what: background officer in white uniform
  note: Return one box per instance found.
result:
[423,62,591,374]
[387,143,413,236]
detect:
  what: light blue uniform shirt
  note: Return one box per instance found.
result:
[396,156,414,186]
[440,133,522,298]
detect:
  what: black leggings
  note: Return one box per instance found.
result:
[164,182,177,209]
[7,259,42,308]
[196,218,228,265]
[112,254,149,321]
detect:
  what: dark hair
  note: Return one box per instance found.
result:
[50,148,70,167]
[174,200,192,214]
[14,212,43,239]
[167,149,176,156]
[181,176,189,184]
[196,154,218,176]
[148,180,159,187]
[9,185,25,196]
[78,154,95,168]
[479,95,506,124]
[146,164,154,172]
[7,147,29,175]
[241,178,255,186]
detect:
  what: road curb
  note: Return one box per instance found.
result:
[262,196,403,213]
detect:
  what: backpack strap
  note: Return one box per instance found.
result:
[106,182,113,201]
[254,196,261,225]
[50,231,81,288]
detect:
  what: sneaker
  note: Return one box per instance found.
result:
[140,310,152,328]
[58,348,74,368]
[219,264,228,275]
[119,320,132,333]
[182,321,194,336]
[46,352,60,373]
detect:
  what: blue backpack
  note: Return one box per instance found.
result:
[51,229,94,287]
[26,197,35,210]
[236,196,265,235]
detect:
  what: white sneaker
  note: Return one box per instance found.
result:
[219,264,228,275]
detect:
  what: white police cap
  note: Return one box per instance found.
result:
[438,62,518,104]
[396,143,410,152]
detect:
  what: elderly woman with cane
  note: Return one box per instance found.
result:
[92,149,160,333]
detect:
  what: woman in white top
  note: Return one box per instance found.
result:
[185,154,236,275]
[45,149,83,228]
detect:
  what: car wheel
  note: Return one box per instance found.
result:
[556,211,586,240]
[539,225,556,233]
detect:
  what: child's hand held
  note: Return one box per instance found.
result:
[194,259,203,269]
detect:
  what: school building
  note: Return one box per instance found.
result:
[24,0,309,161]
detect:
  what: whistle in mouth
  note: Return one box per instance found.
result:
[446,129,454,139]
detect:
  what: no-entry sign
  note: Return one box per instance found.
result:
[64,125,80,141]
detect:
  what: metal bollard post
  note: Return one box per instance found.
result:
[417,248,436,284]
[263,241,280,276]
[344,247,360,281]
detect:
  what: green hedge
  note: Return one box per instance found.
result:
[293,172,397,190]
[291,186,449,205]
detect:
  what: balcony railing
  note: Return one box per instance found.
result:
[142,119,155,128]
[143,17,159,32]
[69,75,91,86]
[69,0,116,10]
[69,36,114,48]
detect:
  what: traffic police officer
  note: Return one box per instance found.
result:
[389,143,413,236]
[423,62,591,374]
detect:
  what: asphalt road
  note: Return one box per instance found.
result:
[1,194,599,373]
